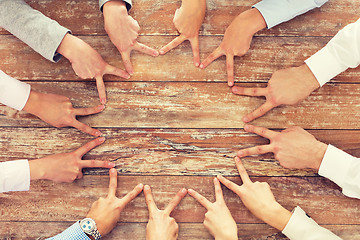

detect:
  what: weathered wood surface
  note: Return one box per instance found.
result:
[2,35,360,83]
[0,82,360,129]
[1,176,359,224]
[1,222,359,240]
[1,128,360,177]
[0,0,359,37]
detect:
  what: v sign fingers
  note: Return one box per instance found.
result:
[164,188,188,215]
[107,168,118,197]
[144,185,158,215]
[118,183,144,210]
[243,101,276,123]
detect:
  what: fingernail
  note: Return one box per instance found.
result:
[237,151,243,157]
[159,50,164,55]
[153,51,159,57]
[243,116,249,123]
[188,189,193,193]
[110,168,116,173]
[96,131,103,137]
[217,175,223,179]
[99,136,105,142]
[100,98,106,105]
[98,105,105,111]
[200,64,204,69]
[109,162,115,167]
[195,62,199,67]
[235,157,241,162]
[138,183,144,188]
[144,185,150,190]
[244,124,250,131]
[181,188,187,194]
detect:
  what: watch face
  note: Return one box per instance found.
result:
[80,218,95,233]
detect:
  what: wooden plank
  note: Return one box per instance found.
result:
[1,222,359,240]
[2,35,360,83]
[0,176,359,224]
[0,0,359,37]
[0,82,359,129]
[1,128,359,177]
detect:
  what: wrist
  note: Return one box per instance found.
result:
[56,33,82,63]
[23,90,42,116]
[263,202,292,231]
[28,159,46,180]
[238,8,267,36]
[103,0,127,15]
[298,64,320,92]
[312,141,327,171]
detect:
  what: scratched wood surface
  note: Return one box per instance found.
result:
[1,0,360,239]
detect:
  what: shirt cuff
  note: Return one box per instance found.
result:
[0,160,30,193]
[318,144,355,193]
[0,70,31,111]
[305,47,348,87]
[99,0,132,12]
[47,221,91,240]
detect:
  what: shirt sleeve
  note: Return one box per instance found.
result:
[46,221,91,240]
[253,0,328,29]
[0,160,30,193]
[0,0,70,62]
[305,18,360,87]
[99,0,132,12]
[282,206,342,240]
[0,70,31,111]
[318,144,360,199]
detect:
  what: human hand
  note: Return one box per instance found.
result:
[217,157,292,231]
[200,8,266,86]
[29,137,114,182]
[103,1,159,75]
[23,90,104,136]
[237,124,327,170]
[87,168,144,236]
[188,178,238,240]
[57,33,130,104]
[159,0,206,67]
[145,185,187,240]
[232,64,320,122]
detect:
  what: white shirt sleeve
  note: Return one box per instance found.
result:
[253,0,328,29]
[305,18,360,87]
[282,206,342,240]
[0,70,31,111]
[318,144,360,199]
[0,160,30,193]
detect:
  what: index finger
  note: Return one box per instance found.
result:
[104,64,130,79]
[243,101,275,123]
[73,137,105,157]
[200,47,223,69]
[72,120,102,137]
[226,54,234,87]
[234,157,252,185]
[107,168,118,197]
[95,75,106,105]
[189,37,200,67]
[213,178,224,203]
[164,188,187,215]
[159,35,187,55]
[144,185,158,215]
[120,51,134,75]
[188,188,212,209]
[133,42,159,57]
[232,86,267,97]
[74,105,105,116]
[244,124,278,139]
[216,175,242,195]
[117,183,144,209]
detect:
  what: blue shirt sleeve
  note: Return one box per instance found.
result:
[253,0,329,29]
[46,221,91,240]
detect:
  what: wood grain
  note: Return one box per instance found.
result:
[1,222,359,240]
[1,82,360,129]
[2,35,360,83]
[1,128,359,177]
[0,0,359,37]
[1,176,359,224]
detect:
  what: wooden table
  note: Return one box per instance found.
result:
[1,0,360,239]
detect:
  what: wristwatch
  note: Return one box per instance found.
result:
[80,218,102,240]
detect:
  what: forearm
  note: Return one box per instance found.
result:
[253,0,328,29]
[261,202,292,231]
[0,0,70,62]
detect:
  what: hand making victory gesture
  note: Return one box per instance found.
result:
[237,124,328,170]
[86,168,144,236]
[232,64,320,122]
[103,1,159,76]
[188,178,238,240]
[23,90,105,136]
[200,8,266,86]
[159,0,206,67]
[144,185,187,240]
